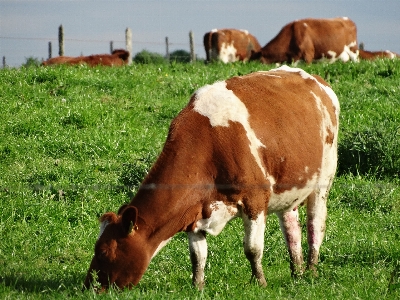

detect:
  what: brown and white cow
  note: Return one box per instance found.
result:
[204,29,261,63]
[359,49,400,60]
[42,49,130,67]
[84,66,339,291]
[250,17,359,64]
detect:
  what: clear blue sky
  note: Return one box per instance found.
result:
[1,0,400,67]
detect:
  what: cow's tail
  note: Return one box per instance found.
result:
[208,32,213,62]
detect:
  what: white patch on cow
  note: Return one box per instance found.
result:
[193,81,267,177]
[194,201,240,235]
[317,41,358,63]
[271,65,314,81]
[276,209,303,267]
[219,42,238,63]
[211,28,218,33]
[316,82,340,115]
[342,17,349,20]
[385,50,396,59]
[98,220,109,239]
[243,211,265,258]
[265,74,282,78]
[327,50,337,62]
[152,237,173,258]
[336,41,359,62]
[187,231,207,282]
[240,29,249,35]
[303,22,308,27]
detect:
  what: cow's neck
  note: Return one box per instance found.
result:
[129,148,213,255]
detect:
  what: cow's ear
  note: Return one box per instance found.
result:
[121,206,139,235]
[117,204,129,215]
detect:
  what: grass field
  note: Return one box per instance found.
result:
[0,59,399,299]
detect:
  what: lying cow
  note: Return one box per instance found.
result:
[42,49,130,67]
[84,66,339,291]
[359,49,400,60]
[204,29,261,63]
[250,17,359,64]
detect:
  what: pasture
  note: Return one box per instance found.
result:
[0,60,399,299]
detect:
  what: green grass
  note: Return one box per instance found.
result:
[0,60,399,299]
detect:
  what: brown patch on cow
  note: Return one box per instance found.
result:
[325,128,335,145]
[201,201,213,220]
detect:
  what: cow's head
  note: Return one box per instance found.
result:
[111,49,130,63]
[83,205,151,291]
[249,50,261,61]
[249,50,270,64]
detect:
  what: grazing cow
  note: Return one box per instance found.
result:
[359,49,400,60]
[84,66,339,291]
[204,29,261,63]
[42,49,130,67]
[250,17,359,64]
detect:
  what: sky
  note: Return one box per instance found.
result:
[1,0,400,67]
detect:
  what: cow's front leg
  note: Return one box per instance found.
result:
[242,212,267,287]
[276,209,304,277]
[187,231,207,289]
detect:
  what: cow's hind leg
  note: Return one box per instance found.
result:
[242,212,267,287]
[187,231,207,289]
[276,209,304,277]
[306,190,328,275]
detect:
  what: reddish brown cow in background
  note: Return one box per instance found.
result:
[84,66,339,291]
[42,49,130,67]
[359,49,400,60]
[250,17,359,64]
[204,29,261,63]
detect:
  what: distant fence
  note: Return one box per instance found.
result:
[1,24,202,67]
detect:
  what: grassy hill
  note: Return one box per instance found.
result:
[0,60,399,299]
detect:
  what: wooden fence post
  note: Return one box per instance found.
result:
[165,37,170,62]
[125,28,132,64]
[58,25,64,56]
[48,41,52,59]
[189,30,195,62]
[359,42,364,50]
[2,56,5,68]
[110,41,114,54]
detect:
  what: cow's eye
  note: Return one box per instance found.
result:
[96,240,117,262]
[97,249,109,262]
